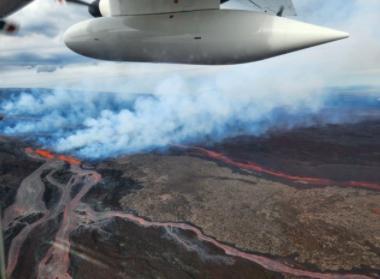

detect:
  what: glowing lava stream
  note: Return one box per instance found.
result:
[185,146,380,191]
[3,148,373,279]
[25,148,81,165]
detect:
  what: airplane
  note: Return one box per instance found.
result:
[1,0,349,65]
[0,0,33,34]
[0,0,83,34]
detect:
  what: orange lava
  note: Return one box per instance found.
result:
[35,149,55,160]
[189,147,380,191]
[57,155,81,166]
[25,148,81,166]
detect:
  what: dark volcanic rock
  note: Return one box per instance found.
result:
[83,167,142,212]
[11,215,63,279]
[42,180,61,210]
[69,218,281,279]
[51,166,73,185]
[211,121,380,183]
[0,137,43,211]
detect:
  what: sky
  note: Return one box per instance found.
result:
[0,0,379,158]
[0,0,379,91]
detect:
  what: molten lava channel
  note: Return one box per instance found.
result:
[25,148,81,166]
[188,147,380,191]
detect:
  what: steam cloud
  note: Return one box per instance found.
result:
[0,72,378,159]
[0,1,379,159]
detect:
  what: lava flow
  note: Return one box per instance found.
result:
[3,147,374,279]
[5,148,97,279]
[84,210,371,279]
[25,147,81,165]
[187,146,380,191]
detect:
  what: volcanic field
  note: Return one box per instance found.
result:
[0,117,379,279]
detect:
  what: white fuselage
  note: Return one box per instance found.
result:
[64,9,348,65]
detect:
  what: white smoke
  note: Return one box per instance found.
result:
[0,70,331,158]
[0,1,379,159]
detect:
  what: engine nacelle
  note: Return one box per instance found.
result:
[0,20,18,34]
[99,0,220,17]
[64,9,348,65]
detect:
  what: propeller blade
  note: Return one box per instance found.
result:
[59,0,101,17]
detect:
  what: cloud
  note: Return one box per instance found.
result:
[0,1,379,159]
[0,0,379,88]
[36,65,59,73]
[0,80,331,158]
[0,0,91,66]
[0,79,378,159]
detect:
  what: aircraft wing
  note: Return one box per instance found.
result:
[101,0,296,16]
[246,0,296,16]
[222,0,296,16]
[0,0,33,17]
[0,0,297,18]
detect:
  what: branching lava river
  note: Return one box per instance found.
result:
[1,147,377,278]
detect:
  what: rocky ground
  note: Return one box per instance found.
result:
[0,120,380,278]
[116,154,380,272]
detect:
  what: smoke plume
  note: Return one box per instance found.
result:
[0,73,379,159]
[0,0,379,159]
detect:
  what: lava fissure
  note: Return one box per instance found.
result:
[26,148,81,166]
[186,146,380,191]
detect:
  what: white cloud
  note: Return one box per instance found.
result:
[0,0,379,88]
[0,1,379,158]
